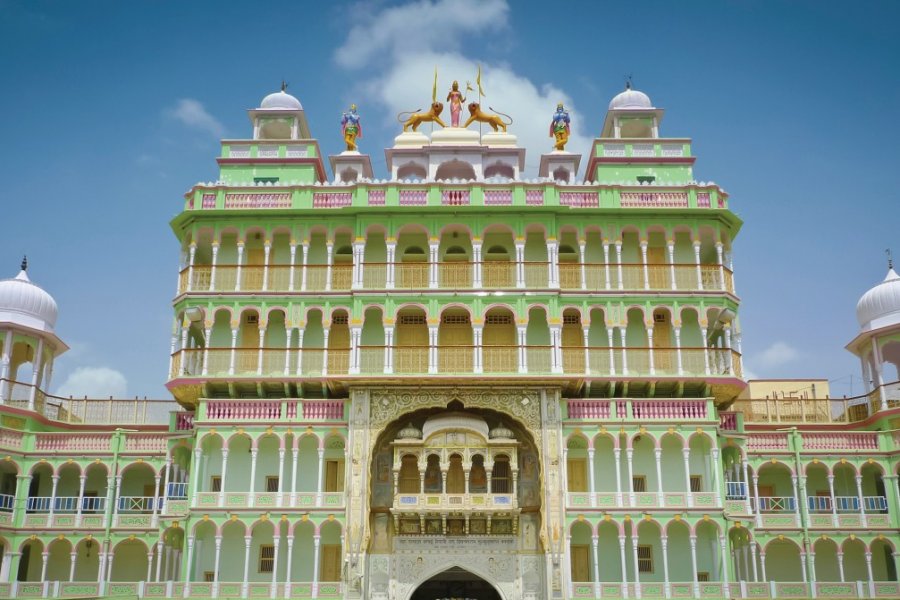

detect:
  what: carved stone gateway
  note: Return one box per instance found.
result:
[349,386,558,600]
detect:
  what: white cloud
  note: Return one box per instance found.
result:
[753,341,801,370]
[55,367,128,399]
[334,0,591,175]
[166,99,224,138]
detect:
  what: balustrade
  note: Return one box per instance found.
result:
[566,398,711,420]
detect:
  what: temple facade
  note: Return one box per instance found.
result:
[0,82,897,600]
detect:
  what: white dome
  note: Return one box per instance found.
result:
[0,267,59,333]
[260,90,302,110]
[856,268,900,331]
[608,87,654,110]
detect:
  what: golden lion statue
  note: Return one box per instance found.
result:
[398,102,446,132]
[463,102,512,132]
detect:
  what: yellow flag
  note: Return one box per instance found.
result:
[432,67,438,103]
[477,64,485,97]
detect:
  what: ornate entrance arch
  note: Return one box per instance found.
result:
[408,565,504,600]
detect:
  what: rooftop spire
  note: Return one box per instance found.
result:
[20,255,27,272]
[625,74,633,90]
[281,80,288,92]
[888,248,894,270]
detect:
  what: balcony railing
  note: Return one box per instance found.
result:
[567,398,712,421]
[756,496,795,512]
[560,262,733,293]
[732,381,900,425]
[726,481,747,499]
[172,346,741,379]
[0,378,177,425]
[392,492,516,511]
[179,264,352,294]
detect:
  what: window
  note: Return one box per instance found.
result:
[697,572,710,582]
[637,545,653,573]
[492,457,511,493]
[325,460,345,492]
[210,476,222,492]
[690,475,702,493]
[266,476,279,493]
[566,459,588,492]
[632,476,647,493]
[398,455,420,494]
[259,544,275,573]
[204,571,215,583]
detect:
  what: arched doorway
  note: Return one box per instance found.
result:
[410,567,502,600]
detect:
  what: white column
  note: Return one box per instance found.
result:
[248,448,258,507]
[693,242,703,290]
[241,535,252,598]
[799,551,808,586]
[349,326,361,375]
[836,551,845,582]
[146,551,155,583]
[615,241,624,290]
[300,241,309,291]
[155,540,164,582]
[283,328,293,376]
[828,475,838,527]
[602,241,612,290]
[864,552,875,598]
[75,474,87,526]
[277,447,286,507]
[752,544,761,582]
[386,241,396,289]
[720,536,729,588]
[550,325,563,374]
[312,535,321,598]
[791,474,801,527]
[548,239,559,288]
[701,327,710,375]
[614,448,624,507]
[591,535,601,598]
[607,326,616,376]
[515,241,526,288]
[742,458,752,515]
[429,240,439,288]
[0,327,14,403]
[295,330,304,376]
[324,241,334,291]
[48,475,60,522]
[752,474,762,527]
[631,524,642,599]
[582,326,591,376]
[427,325,438,374]
[690,535,700,597]
[579,240,587,290]
[182,536,194,597]
[316,447,325,506]
[647,326,655,375]
[472,240,483,288]
[640,240,649,289]
[151,474,162,527]
[208,242,219,291]
[626,448,636,506]
[711,448,722,507]
[352,240,364,289]
[619,326,629,375]
[587,448,596,505]
[516,325,526,374]
[284,537,294,597]
[724,326,734,376]
[654,447,664,505]
[661,536,671,598]
[855,474,868,526]
[667,240,676,290]
[191,447,202,506]
[674,327,683,375]
[288,242,297,292]
[219,449,229,506]
[257,327,266,375]
[235,242,245,292]
[40,551,49,584]
[682,448,693,508]
[262,240,271,291]
[321,325,330,377]
[270,536,280,598]
[212,535,223,597]
[291,444,299,507]
[69,550,77,582]
[228,327,239,376]
[618,535,630,599]
[474,325,484,374]
[715,242,726,290]
[201,325,212,376]
[384,325,394,374]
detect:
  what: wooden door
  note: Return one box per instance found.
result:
[320,544,342,581]
[570,545,591,582]
[567,458,587,492]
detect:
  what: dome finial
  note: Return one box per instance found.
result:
[20,255,27,272]
[625,74,633,90]
[888,248,894,270]
[281,80,288,93]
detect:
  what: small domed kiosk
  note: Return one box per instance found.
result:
[0,258,68,407]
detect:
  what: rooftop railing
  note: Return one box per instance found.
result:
[731,381,900,425]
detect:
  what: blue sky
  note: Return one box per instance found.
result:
[1,0,897,399]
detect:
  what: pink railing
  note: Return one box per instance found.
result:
[484,190,512,205]
[719,411,738,431]
[35,433,111,452]
[302,400,344,420]
[559,191,599,208]
[802,432,878,451]
[626,399,707,419]
[620,192,689,208]
[205,400,293,420]
[399,190,427,205]
[201,193,216,209]
[441,190,469,205]
[567,400,611,419]
[696,192,711,208]
[175,411,194,431]
[368,189,386,205]
[312,192,352,208]
[525,189,544,205]
[223,193,291,209]
[124,434,168,452]
[747,432,789,450]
